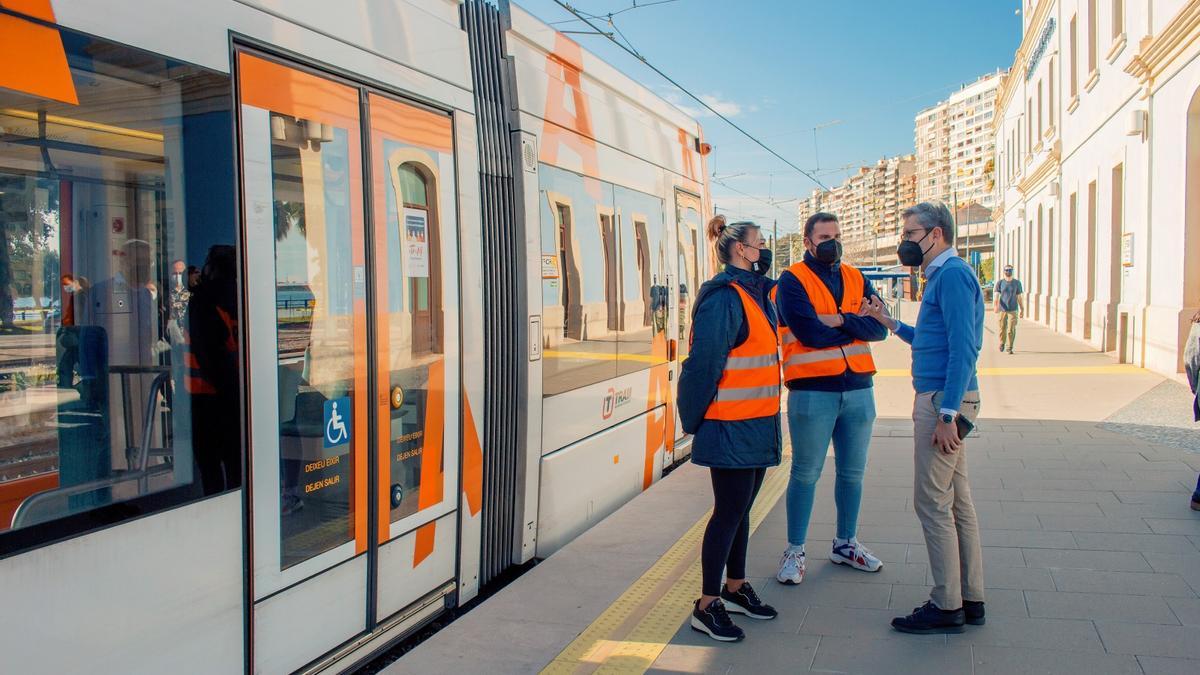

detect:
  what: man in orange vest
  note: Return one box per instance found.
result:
[772,212,889,586]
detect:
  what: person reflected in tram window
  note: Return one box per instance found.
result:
[650,274,667,332]
[56,274,81,389]
[187,265,201,292]
[56,270,111,509]
[89,238,160,366]
[187,245,242,494]
[167,259,191,345]
[677,215,781,643]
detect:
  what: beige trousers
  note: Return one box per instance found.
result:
[912,390,985,610]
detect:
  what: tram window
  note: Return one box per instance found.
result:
[614,186,668,377]
[675,194,702,361]
[540,166,673,396]
[0,26,240,556]
[366,92,454,531]
[539,168,619,396]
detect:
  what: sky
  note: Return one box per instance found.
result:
[515,0,1023,234]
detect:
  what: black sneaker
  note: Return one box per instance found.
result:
[691,599,745,642]
[964,600,985,626]
[721,582,778,620]
[892,601,966,635]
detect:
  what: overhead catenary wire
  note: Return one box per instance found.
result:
[548,0,682,26]
[550,0,828,191]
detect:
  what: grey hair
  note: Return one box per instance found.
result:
[901,202,955,245]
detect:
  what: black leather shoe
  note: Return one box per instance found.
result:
[964,600,985,626]
[892,601,966,634]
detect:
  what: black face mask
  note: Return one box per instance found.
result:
[814,239,842,265]
[897,229,932,267]
[750,247,772,276]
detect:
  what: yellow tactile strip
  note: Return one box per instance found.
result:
[541,458,792,675]
[875,365,1147,377]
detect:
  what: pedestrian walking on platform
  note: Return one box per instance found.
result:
[864,202,986,635]
[995,265,1024,353]
[678,215,781,642]
[1185,308,1200,511]
[772,212,888,586]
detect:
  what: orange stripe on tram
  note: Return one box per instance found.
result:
[0,0,56,21]
[368,93,453,154]
[413,359,446,566]
[462,392,483,517]
[0,2,78,105]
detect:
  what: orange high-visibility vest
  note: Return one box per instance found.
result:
[704,283,781,421]
[184,305,237,395]
[779,262,876,382]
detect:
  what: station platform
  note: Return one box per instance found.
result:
[387,315,1200,675]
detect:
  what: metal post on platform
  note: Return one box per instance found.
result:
[773,218,778,276]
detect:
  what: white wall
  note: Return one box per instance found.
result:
[992,0,1197,376]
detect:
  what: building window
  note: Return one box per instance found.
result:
[1070,16,1079,97]
[1037,81,1044,138]
[1026,100,1033,150]
[0,24,241,556]
[1048,61,1055,128]
[1088,0,1098,74]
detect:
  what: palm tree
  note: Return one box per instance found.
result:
[274,200,306,242]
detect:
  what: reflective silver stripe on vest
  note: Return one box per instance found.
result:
[780,331,798,345]
[842,343,872,358]
[784,342,873,367]
[725,353,779,369]
[714,384,781,401]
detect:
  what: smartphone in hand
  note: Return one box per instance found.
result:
[954,414,975,441]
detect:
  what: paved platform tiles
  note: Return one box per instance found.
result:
[387,310,1200,675]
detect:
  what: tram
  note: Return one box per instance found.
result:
[0,0,712,672]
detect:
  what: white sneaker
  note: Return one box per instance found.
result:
[830,539,883,572]
[776,548,806,585]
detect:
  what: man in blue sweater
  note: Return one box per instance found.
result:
[864,202,986,635]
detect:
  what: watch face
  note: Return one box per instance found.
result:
[941,414,954,424]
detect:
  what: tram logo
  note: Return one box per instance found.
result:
[601,387,632,419]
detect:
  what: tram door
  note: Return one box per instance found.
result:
[671,190,703,446]
[237,52,461,674]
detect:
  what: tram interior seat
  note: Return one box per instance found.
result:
[11,356,176,529]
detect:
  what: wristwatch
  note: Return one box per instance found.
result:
[940,412,955,425]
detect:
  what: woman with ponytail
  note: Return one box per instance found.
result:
[677,215,782,642]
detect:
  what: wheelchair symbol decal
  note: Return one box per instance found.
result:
[323,397,352,448]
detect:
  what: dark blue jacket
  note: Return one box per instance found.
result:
[775,252,888,392]
[678,265,782,469]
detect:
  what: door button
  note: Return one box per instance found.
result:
[390,386,404,409]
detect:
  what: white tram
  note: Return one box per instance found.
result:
[0,1,713,672]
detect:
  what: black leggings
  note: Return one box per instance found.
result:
[701,467,767,597]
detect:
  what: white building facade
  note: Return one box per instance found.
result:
[994,0,1200,377]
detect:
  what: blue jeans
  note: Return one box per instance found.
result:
[785,388,876,546]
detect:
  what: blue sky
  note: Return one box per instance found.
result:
[516,0,1022,233]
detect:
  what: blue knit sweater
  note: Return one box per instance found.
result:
[893,254,983,413]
